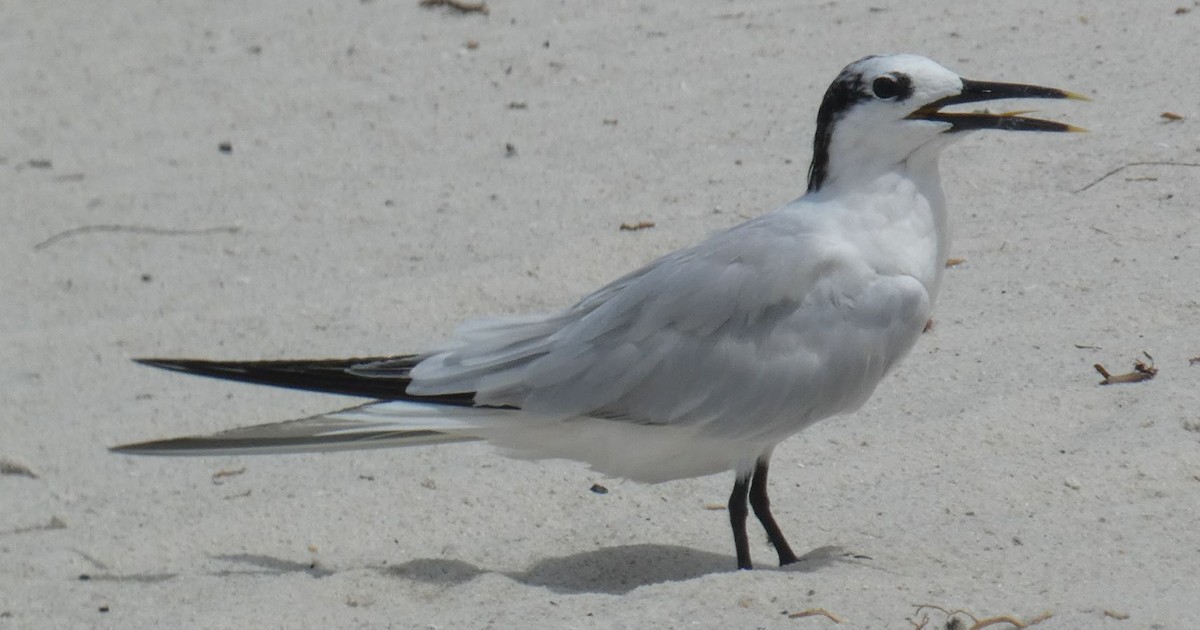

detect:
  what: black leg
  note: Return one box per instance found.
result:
[728,472,753,570]
[749,457,799,566]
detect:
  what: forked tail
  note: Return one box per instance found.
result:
[112,356,509,456]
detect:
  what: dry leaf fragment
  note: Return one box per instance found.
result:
[1161,111,1184,121]
[1095,352,1158,385]
[212,467,246,484]
[945,257,966,268]
[1103,609,1130,620]
[788,608,846,623]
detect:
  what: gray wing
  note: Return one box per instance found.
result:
[403,210,931,436]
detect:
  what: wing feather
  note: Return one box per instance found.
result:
[406,208,932,439]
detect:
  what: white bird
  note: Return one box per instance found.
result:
[113,54,1084,570]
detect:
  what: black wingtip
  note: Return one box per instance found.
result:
[109,438,182,455]
[133,357,200,372]
[132,357,264,382]
[128,355,480,404]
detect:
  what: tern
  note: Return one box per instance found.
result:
[114,54,1084,570]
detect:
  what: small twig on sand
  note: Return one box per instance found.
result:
[2,516,66,536]
[907,612,930,629]
[619,221,656,232]
[968,613,1053,630]
[912,605,1052,630]
[34,224,240,251]
[1074,161,1200,193]
[787,608,846,623]
[211,467,247,485]
[419,0,489,15]
[1095,352,1158,385]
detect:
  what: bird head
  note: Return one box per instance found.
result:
[806,54,1085,193]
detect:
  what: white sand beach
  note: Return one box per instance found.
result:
[3,1,1199,627]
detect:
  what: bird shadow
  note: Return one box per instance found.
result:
[68,545,859,595]
[379,544,857,595]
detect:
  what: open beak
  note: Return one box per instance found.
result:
[908,78,1088,132]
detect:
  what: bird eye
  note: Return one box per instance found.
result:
[872,76,901,99]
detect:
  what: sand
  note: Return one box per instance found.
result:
[4,1,1199,627]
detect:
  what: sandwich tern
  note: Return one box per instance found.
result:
[113,54,1084,570]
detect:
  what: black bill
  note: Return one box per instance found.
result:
[908,78,1087,132]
